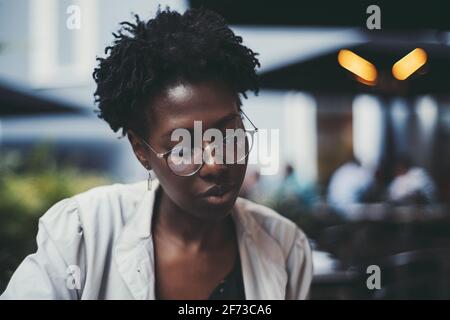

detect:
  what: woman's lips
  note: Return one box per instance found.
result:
[199,184,236,206]
[201,184,234,197]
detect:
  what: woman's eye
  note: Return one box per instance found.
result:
[170,147,183,158]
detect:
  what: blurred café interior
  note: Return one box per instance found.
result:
[1,0,450,298]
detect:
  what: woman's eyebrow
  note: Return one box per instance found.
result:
[161,112,241,140]
[212,112,241,128]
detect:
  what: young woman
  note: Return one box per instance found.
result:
[1,8,312,300]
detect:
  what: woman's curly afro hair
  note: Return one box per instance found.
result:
[93,7,260,138]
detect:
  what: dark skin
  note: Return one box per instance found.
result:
[127,81,248,299]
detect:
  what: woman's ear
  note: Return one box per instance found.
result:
[127,129,151,170]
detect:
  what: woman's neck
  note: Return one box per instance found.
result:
[152,189,235,252]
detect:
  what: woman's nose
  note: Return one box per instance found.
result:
[198,142,229,179]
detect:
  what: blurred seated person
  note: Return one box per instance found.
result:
[274,164,319,215]
[274,164,303,218]
[387,157,438,205]
[327,157,375,216]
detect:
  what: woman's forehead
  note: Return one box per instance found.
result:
[163,82,236,107]
[165,84,194,104]
[148,82,239,137]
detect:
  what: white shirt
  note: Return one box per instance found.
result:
[388,167,437,204]
[1,179,313,300]
[327,162,374,215]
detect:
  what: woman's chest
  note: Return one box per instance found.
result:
[153,241,238,300]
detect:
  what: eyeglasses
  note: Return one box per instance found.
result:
[141,110,258,177]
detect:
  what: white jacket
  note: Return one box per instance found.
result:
[1,179,313,300]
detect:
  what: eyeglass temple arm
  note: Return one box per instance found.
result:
[141,138,166,158]
[240,109,258,132]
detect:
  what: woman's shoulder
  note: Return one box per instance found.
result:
[72,180,147,218]
[39,180,148,240]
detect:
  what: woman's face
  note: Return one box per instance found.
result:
[129,81,248,221]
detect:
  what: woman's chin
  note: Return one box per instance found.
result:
[195,191,239,220]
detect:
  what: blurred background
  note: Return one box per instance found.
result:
[1,0,450,299]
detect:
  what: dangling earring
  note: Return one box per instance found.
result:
[147,169,153,191]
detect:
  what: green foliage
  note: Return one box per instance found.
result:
[0,142,111,292]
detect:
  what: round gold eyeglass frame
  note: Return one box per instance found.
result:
[140,110,258,177]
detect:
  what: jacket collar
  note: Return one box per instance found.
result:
[114,179,287,300]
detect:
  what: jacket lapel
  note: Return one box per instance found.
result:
[232,202,288,300]
[114,180,160,300]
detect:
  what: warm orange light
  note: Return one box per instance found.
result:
[392,48,427,80]
[338,49,377,84]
